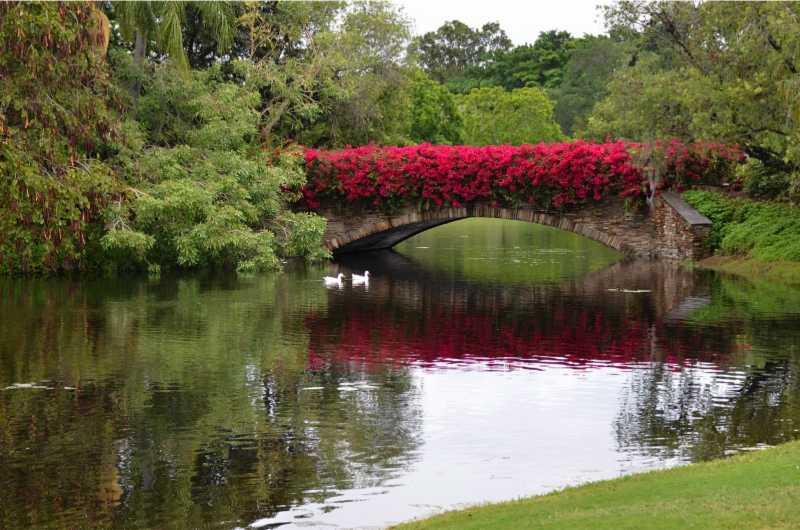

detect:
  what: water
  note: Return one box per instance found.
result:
[1,219,799,529]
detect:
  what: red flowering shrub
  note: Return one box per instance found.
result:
[292,140,742,211]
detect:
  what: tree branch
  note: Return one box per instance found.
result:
[767,34,797,74]
[743,144,796,173]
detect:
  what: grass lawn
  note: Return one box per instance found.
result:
[697,255,800,284]
[390,440,800,530]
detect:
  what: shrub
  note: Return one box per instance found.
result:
[101,64,330,273]
[739,158,792,201]
[296,140,741,213]
[683,191,800,262]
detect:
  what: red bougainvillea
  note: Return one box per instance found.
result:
[292,140,742,211]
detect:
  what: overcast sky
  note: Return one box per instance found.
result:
[395,0,612,45]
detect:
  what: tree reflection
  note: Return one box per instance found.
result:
[614,276,800,462]
[0,274,421,529]
[2,264,800,528]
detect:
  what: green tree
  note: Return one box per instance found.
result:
[236,1,344,144]
[0,1,118,274]
[102,63,329,272]
[110,1,235,100]
[180,0,344,74]
[549,35,635,136]
[487,30,576,90]
[575,51,689,142]
[442,30,577,95]
[442,76,484,96]
[412,20,512,85]
[322,0,416,147]
[460,86,566,146]
[409,71,465,145]
[235,0,416,148]
[582,1,800,178]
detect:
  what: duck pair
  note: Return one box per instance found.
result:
[323,271,370,285]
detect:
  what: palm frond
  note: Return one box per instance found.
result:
[156,1,190,72]
[191,1,235,54]
[112,1,155,42]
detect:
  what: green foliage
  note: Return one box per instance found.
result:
[487,30,576,90]
[680,191,739,250]
[411,20,512,85]
[237,0,414,148]
[103,65,329,272]
[221,1,346,146]
[409,71,464,145]
[683,191,800,262]
[0,1,119,275]
[111,1,235,73]
[738,158,794,202]
[439,30,577,96]
[321,0,415,147]
[550,35,636,137]
[575,51,687,142]
[584,1,800,182]
[443,76,485,96]
[180,1,340,72]
[460,87,566,146]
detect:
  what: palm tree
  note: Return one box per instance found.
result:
[109,1,235,101]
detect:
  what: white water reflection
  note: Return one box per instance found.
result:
[252,363,682,529]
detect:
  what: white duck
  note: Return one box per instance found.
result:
[351,271,370,284]
[323,273,345,286]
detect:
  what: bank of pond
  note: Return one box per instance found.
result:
[392,440,800,530]
[683,191,800,284]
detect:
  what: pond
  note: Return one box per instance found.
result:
[1,219,800,529]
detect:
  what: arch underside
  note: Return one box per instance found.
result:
[327,206,640,256]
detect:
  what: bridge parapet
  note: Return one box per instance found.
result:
[295,193,712,261]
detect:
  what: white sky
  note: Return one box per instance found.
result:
[395,0,611,45]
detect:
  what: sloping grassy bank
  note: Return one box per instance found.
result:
[682,191,800,283]
[391,441,800,530]
[695,255,800,284]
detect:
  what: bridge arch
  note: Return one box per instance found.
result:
[302,193,712,261]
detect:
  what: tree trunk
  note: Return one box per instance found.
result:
[129,28,146,105]
[646,166,661,210]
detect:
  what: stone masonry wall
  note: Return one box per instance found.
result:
[652,192,712,261]
[293,193,712,261]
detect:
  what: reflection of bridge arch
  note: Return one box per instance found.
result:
[333,252,707,324]
[308,257,724,372]
[303,193,712,260]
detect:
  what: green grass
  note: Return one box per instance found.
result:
[682,191,800,262]
[391,441,800,530]
[696,255,800,284]
[680,191,800,282]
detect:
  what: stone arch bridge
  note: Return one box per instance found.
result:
[297,192,713,261]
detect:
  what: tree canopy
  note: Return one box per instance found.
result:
[0,1,118,273]
[549,35,635,136]
[411,20,512,85]
[460,87,566,146]
[580,1,800,176]
[408,71,465,145]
